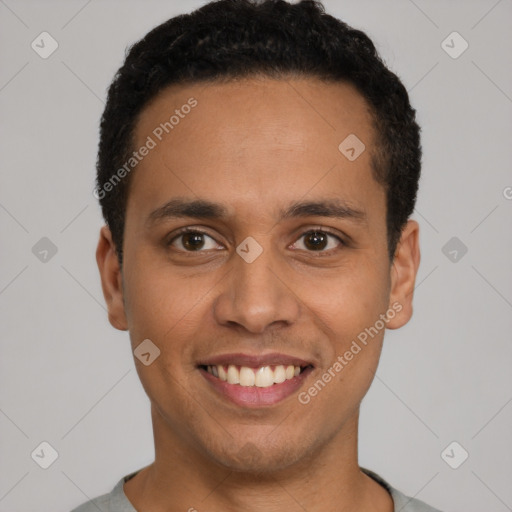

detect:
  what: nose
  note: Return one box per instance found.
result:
[213,243,301,334]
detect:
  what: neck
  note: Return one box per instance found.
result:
[124,406,393,512]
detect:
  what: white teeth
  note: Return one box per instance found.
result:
[273,365,286,383]
[239,367,255,386]
[227,364,240,384]
[255,366,274,387]
[205,363,305,388]
[218,365,227,381]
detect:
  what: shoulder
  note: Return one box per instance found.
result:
[361,467,444,512]
[70,492,111,512]
[390,489,443,512]
[69,471,139,512]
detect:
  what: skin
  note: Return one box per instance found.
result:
[97,76,420,512]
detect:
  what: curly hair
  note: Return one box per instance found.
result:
[96,0,421,266]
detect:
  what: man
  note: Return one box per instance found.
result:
[73,0,441,510]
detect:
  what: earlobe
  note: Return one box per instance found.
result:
[386,220,421,330]
[96,225,128,331]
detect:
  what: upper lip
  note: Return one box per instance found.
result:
[197,352,314,368]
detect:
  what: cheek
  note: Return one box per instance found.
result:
[122,255,211,352]
[299,274,389,425]
[123,267,210,406]
[306,259,390,341]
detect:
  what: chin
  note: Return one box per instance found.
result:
[203,435,315,475]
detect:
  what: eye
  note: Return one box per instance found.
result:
[290,229,345,254]
[167,228,222,252]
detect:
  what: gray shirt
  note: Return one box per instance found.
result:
[71,467,442,511]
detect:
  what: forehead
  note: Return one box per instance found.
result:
[128,77,383,224]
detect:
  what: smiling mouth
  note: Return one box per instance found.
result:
[198,364,313,388]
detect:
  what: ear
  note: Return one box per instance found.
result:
[96,225,128,331]
[386,220,421,329]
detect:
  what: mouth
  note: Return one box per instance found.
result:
[199,363,311,387]
[197,353,314,407]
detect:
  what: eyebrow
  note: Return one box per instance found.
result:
[147,198,226,225]
[146,198,367,226]
[280,200,366,223]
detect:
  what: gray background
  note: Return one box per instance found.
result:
[1,1,511,511]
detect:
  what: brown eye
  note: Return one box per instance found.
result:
[181,232,206,250]
[304,231,328,250]
[168,229,221,252]
[292,230,344,253]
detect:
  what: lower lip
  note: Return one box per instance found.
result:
[199,367,313,408]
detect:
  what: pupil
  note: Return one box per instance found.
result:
[183,232,204,250]
[305,231,326,251]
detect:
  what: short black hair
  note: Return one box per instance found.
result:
[96,0,421,266]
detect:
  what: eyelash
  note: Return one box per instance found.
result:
[166,227,347,256]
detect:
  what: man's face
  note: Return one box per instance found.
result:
[98,77,418,472]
